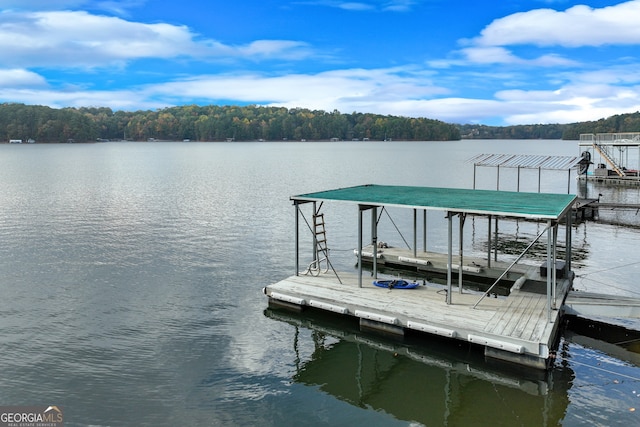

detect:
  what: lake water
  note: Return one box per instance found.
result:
[1,140,640,426]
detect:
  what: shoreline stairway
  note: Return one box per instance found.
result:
[592,142,626,177]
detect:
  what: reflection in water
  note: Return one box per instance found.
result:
[265,307,574,426]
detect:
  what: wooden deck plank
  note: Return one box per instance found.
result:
[487,291,553,343]
[507,293,545,339]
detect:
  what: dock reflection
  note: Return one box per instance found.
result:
[265,307,574,426]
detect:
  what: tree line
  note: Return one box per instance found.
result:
[457,111,640,140]
[0,103,460,143]
[559,111,640,140]
[2,103,639,143]
[457,123,567,139]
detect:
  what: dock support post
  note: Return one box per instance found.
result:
[372,206,378,279]
[538,167,542,193]
[552,224,558,309]
[413,209,417,257]
[312,202,317,264]
[494,217,499,262]
[459,213,465,293]
[487,215,492,268]
[295,202,300,276]
[566,209,572,274]
[447,212,453,305]
[547,220,552,322]
[423,210,427,253]
[473,163,477,189]
[358,206,363,288]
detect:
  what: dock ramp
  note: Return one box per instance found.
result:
[563,291,640,319]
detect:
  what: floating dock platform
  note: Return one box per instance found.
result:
[264,184,576,370]
[266,269,572,370]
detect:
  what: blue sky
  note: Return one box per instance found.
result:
[0,0,639,125]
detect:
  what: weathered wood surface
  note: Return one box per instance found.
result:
[266,268,570,362]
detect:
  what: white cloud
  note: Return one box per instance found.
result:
[447,2,640,68]
[459,46,521,64]
[491,77,640,125]
[142,67,448,108]
[0,69,48,87]
[0,10,312,69]
[0,86,162,110]
[236,40,312,60]
[457,46,578,67]
[337,2,374,11]
[473,0,640,48]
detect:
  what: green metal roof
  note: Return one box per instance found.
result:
[292,184,576,220]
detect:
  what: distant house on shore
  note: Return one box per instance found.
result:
[9,139,22,143]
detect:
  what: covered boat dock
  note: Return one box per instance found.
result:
[264,184,577,369]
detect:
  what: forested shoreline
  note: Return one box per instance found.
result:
[0,103,459,143]
[1,103,639,143]
[457,111,640,140]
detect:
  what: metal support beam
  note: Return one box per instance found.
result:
[552,224,558,308]
[566,209,572,274]
[447,212,453,305]
[474,223,551,309]
[357,204,376,288]
[487,215,492,268]
[538,167,542,193]
[494,217,499,262]
[547,220,552,322]
[312,202,317,263]
[473,163,477,189]
[458,213,465,293]
[423,210,427,253]
[371,206,378,279]
[295,201,300,276]
[413,209,417,257]
[358,206,363,288]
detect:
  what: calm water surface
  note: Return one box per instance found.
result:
[1,140,640,426]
